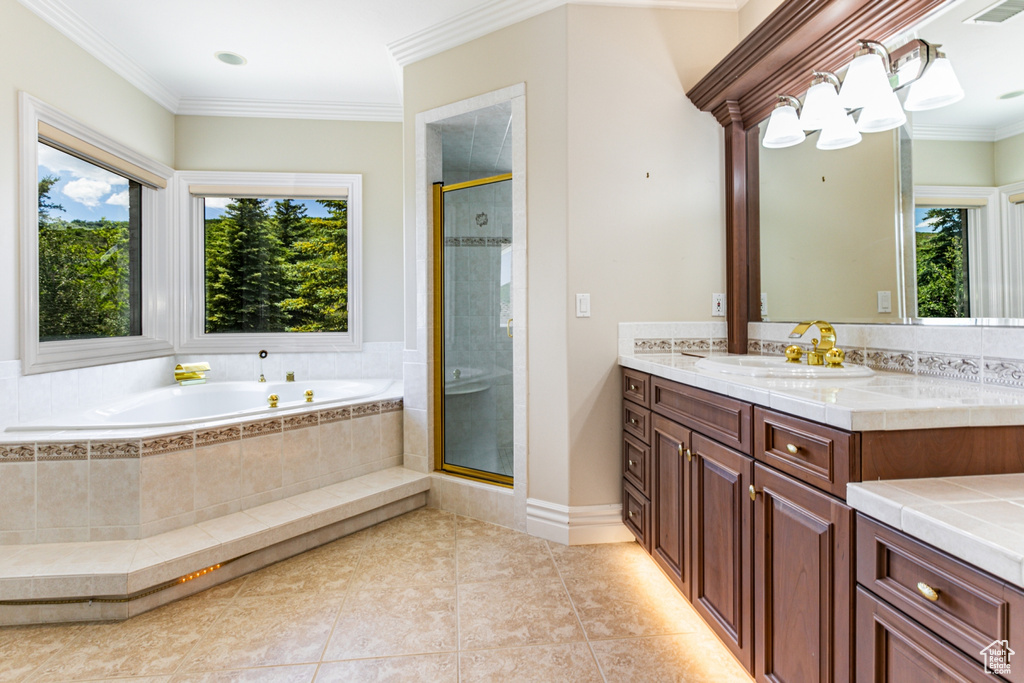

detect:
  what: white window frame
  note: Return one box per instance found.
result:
[174,170,363,353]
[18,93,174,374]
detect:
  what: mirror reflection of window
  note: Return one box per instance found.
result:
[915,206,970,318]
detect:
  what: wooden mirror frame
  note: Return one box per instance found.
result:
[686,0,950,353]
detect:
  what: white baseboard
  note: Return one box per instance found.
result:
[526,498,636,546]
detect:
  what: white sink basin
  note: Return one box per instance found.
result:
[695,355,874,379]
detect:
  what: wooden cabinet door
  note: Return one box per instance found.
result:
[690,433,754,672]
[651,414,692,597]
[753,463,853,683]
[856,587,993,683]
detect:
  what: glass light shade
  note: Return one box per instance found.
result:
[763,104,806,148]
[903,57,964,111]
[817,113,862,150]
[857,89,907,133]
[800,79,843,131]
[838,52,892,111]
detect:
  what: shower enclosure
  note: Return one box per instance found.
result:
[433,174,513,486]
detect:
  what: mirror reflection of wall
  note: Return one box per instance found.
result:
[758,0,1024,325]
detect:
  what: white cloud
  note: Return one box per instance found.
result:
[204,197,232,210]
[916,215,941,230]
[63,178,111,208]
[106,190,130,209]
[38,143,128,187]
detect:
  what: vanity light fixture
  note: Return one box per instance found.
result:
[838,41,893,111]
[762,96,806,149]
[816,112,862,150]
[799,72,843,131]
[903,54,964,111]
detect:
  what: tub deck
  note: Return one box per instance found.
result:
[0,467,430,625]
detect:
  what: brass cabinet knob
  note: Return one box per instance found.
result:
[686,448,692,462]
[628,459,636,468]
[749,484,758,502]
[305,389,314,403]
[629,418,638,426]
[628,510,635,519]
[268,394,279,408]
[786,443,800,455]
[917,582,940,602]
[677,444,683,458]
[629,383,639,392]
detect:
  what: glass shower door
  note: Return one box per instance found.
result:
[433,174,513,486]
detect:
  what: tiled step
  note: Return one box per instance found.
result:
[0,467,430,625]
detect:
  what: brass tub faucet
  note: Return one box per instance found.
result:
[787,320,845,367]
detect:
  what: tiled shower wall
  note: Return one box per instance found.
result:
[0,343,403,429]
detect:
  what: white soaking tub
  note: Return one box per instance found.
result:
[6,379,395,431]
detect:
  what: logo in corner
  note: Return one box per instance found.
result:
[981,639,1014,675]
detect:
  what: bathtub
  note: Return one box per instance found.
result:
[6,378,395,431]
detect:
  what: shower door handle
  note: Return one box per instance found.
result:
[507,318,513,338]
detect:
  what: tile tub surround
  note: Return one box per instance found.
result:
[748,322,1024,389]
[619,350,1024,432]
[0,342,404,430]
[848,475,1024,589]
[0,388,404,544]
[0,467,431,625]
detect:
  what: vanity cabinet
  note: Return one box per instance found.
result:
[622,367,854,680]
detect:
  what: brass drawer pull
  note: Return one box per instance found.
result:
[686,448,692,462]
[627,510,635,519]
[786,443,800,455]
[749,485,758,502]
[628,459,636,468]
[917,582,940,602]
[629,418,639,426]
[629,383,639,392]
[677,444,683,458]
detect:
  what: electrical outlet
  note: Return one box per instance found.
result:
[712,293,726,317]
[877,290,892,314]
[760,292,768,318]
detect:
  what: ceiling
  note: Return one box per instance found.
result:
[17,0,746,122]
[903,0,1024,140]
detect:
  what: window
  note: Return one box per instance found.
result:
[20,94,173,373]
[915,206,970,318]
[177,172,362,352]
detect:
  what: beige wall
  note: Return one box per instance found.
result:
[913,139,995,187]
[404,5,735,509]
[739,0,786,39]
[0,0,175,361]
[995,131,1024,186]
[174,117,405,342]
[761,129,900,323]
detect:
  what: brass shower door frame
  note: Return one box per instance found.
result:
[432,173,514,488]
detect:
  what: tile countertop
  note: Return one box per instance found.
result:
[620,352,1024,432]
[848,476,1024,590]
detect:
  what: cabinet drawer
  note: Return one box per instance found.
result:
[623,402,651,444]
[622,368,651,408]
[856,587,994,683]
[623,481,651,551]
[754,407,859,499]
[651,377,751,454]
[623,434,651,499]
[858,514,1024,681]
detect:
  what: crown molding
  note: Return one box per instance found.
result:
[912,124,996,142]
[175,98,403,122]
[996,118,1024,141]
[16,0,180,112]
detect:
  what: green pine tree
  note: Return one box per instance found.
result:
[916,208,968,318]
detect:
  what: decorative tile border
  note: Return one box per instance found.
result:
[0,444,35,462]
[195,425,241,447]
[380,399,404,413]
[90,441,141,460]
[917,353,981,383]
[352,403,380,418]
[635,339,672,354]
[443,236,511,247]
[37,443,88,461]
[675,338,711,353]
[846,348,866,365]
[242,419,283,439]
[318,407,351,424]
[984,358,1024,388]
[142,432,195,457]
[865,349,915,374]
[283,413,318,431]
[634,338,729,355]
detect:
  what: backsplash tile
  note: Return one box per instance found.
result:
[865,349,915,374]
[916,353,981,383]
[983,358,1024,389]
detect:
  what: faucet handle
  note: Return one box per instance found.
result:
[784,345,804,364]
[825,347,846,368]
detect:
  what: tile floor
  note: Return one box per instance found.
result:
[0,508,753,682]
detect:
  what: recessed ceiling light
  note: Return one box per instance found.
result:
[998,90,1024,100]
[215,51,247,66]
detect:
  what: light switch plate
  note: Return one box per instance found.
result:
[576,293,591,318]
[760,292,768,318]
[877,290,892,314]
[712,293,726,317]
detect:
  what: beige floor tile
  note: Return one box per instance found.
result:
[30,597,232,681]
[237,539,361,598]
[457,533,558,584]
[358,507,456,545]
[314,654,458,682]
[547,540,653,577]
[562,563,704,639]
[0,623,83,682]
[351,538,455,588]
[169,664,318,682]
[180,592,343,672]
[322,585,457,660]
[590,633,753,683]
[459,643,603,682]
[455,516,519,539]
[458,578,585,651]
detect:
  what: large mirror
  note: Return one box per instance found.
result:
[759,0,1024,325]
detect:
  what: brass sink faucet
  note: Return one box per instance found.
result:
[786,320,845,367]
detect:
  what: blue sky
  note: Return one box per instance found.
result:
[38,142,129,222]
[204,198,334,220]
[915,207,941,233]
